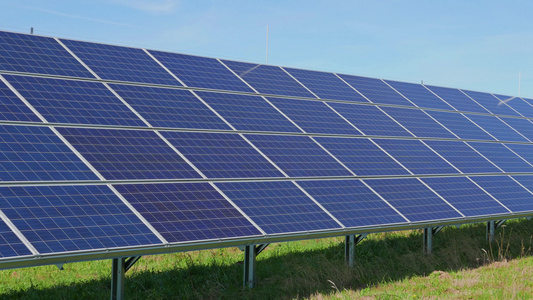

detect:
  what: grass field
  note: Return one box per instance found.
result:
[1,218,532,299]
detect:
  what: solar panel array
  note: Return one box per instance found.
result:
[1,30,533,265]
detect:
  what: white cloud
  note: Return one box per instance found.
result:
[21,6,140,28]
[107,0,179,14]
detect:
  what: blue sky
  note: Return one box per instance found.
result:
[1,0,532,97]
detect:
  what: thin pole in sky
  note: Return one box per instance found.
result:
[266,25,269,64]
[519,71,521,97]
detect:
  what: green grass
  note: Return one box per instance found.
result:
[1,218,532,299]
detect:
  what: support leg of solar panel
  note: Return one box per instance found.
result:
[111,258,126,300]
[487,221,496,243]
[243,244,269,288]
[345,234,366,268]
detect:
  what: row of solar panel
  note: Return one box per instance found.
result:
[2,74,533,143]
[2,174,533,259]
[1,31,532,117]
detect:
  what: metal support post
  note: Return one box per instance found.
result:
[344,234,366,268]
[243,245,256,288]
[423,227,433,254]
[111,258,126,300]
[487,220,496,243]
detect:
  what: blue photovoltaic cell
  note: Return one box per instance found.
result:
[0,185,161,254]
[110,84,230,130]
[462,90,520,117]
[0,219,32,258]
[196,91,301,133]
[161,131,283,179]
[114,183,262,242]
[5,75,146,127]
[267,98,361,135]
[425,110,495,141]
[57,127,201,180]
[0,80,41,122]
[297,179,407,227]
[216,181,341,234]
[60,39,180,86]
[467,142,533,173]
[283,67,369,102]
[498,117,533,141]
[0,31,94,78]
[0,125,99,182]
[148,51,254,93]
[495,96,533,118]
[385,80,454,110]
[373,139,459,175]
[424,140,501,174]
[328,102,412,137]
[222,60,315,97]
[504,144,533,166]
[364,178,462,222]
[380,107,456,138]
[337,74,415,106]
[315,137,410,176]
[422,177,508,216]
[465,114,529,142]
[471,176,533,213]
[425,85,489,114]
[245,134,352,177]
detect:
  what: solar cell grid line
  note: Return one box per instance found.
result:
[336,74,416,107]
[461,89,521,117]
[471,176,533,213]
[113,182,264,243]
[0,185,162,254]
[465,114,530,143]
[504,144,533,167]
[425,85,490,114]
[466,142,533,173]
[421,177,510,217]
[108,84,232,130]
[423,140,502,174]
[497,116,533,142]
[0,216,33,258]
[296,179,408,228]
[424,110,496,141]
[363,178,463,222]
[0,76,41,123]
[56,127,202,180]
[0,31,95,78]
[384,79,455,110]
[379,106,457,139]
[266,97,362,135]
[59,38,181,86]
[215,181,342,234]
[221,60,315,98]
[147,50,254,93]
[282,67,369,102]
[372,139,460,175]
[4,75,147,127]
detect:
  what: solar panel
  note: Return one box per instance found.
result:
[373,139,459,175]
[147,51,254,93]
[0,185,161,254]
[161,131,284,178]
[462,90,520,117]
[114,183,262,242]
[0,79,41,122]
[216,181,341,234]
[5,75,146,127]
[465,114,529,142]
[244,134,353,177]
[471,176,533,213]
[337,74,415,106]
[0,219,32,258]
[60,39,180,86]
[315,137,410,176]
[327,102,412,137]
[267,98,361,135]
[297,179,407,227]
[503,144,533,166]
[109,84,231,130]
[379,107,456,139]
[196,91,301,133]
[467,142,533,173]
[364,178,462,222]
[421,177,508,216]
[425,110,495,141]
[495,96,533,118]
[221,60,315,97]
[497,117,533,142]
[384,80,454,110]
[57,127,202,180]
[425,85,488,114]
[423,140,501,174]
[0,125,99,182]
[283,67,369,102]
[0,31,95,78]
